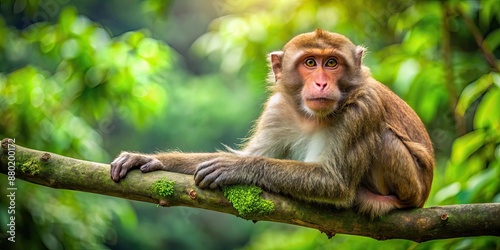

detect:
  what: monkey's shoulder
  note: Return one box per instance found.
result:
[349,80,420,118]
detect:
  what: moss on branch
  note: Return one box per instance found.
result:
[223,185,275,217]
[152,179,175,197]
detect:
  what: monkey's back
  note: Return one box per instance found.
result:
[373,81,434,155]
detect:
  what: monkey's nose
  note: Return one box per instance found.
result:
[315,82,328,91]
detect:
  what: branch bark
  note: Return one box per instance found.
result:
[1,138,499,242]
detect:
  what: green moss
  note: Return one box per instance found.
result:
[223,185,275,217]
[20,160,40,175]
[152,179,175,197]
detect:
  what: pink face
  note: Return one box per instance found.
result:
[296,49,344,116]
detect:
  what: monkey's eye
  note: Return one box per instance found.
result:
[325,58,338,67]
[304,58,317,67]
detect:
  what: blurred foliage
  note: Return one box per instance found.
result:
[0,0,499,249]
[0,7,172,157]
[0,3,173,249]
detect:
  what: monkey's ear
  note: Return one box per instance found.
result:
[268,51,284,82]
[355,46,366,68]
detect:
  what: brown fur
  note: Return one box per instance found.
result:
[110,29,434,218]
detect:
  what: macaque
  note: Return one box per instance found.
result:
[110,29,434,218]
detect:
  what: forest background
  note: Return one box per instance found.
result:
[0,0,499,249]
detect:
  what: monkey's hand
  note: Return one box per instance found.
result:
[194,156,246,189]
[110,152,165,182]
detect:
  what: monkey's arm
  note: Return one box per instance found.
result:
[194,156,358,207]
[110,151,232,182]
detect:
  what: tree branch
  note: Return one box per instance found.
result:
[456,6,499,73]
[1,138,499,242]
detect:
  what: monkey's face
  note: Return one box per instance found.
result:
[269,29,364,118]
[296,51,343,117]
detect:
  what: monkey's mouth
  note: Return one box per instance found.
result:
[304,98,337,114]
[306,97,336,105]
[308,97,333,102]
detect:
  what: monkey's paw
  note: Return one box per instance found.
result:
[110,152,165,182]
[195,157,242,189]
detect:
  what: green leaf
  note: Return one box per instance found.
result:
[450,130,486,164]
[433,182,461,204]
[494,72,500,88]
[466,167,499,202]
[456,73,495,116]
[445,154,483,183]
[474,87,500,129]
[484,29,500,52]
[59,7,78,35]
